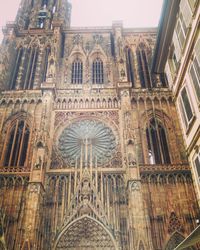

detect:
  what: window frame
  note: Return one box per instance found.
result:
[71,58,83,84]
[189,39,200,106]
[179,85,195,131]
[1,119,30,168]
[175,12,187,49]
[92,58,104,84]
[146,118,171,165]
[193,152,200,183]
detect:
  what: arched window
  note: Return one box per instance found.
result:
[92,58,104,84]
[3,120,30,167]
[165,232,185,250]
[139,241,145,250]
[137,45,151,88]
[146,118,170,164]
[126,48,135,87]
[71,59,83,84]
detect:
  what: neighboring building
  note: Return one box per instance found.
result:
[153,0,200,248]
[0,0,199,249]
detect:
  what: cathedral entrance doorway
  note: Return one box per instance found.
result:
[54,215,118,250]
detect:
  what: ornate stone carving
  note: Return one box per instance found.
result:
[56,216,116,250]
[93,34,103,44]
[34,156,42,170]
[54,111,120,128]
[129,180,140,191]
[165,232,185,250]
[73,34,82,45]
[57,119,117,167]
[168,212,184,234]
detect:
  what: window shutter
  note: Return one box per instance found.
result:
[173,32,181,61]
[180,0,192,28]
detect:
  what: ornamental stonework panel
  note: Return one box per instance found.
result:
[55,216,116,250]
[54,110,120,128]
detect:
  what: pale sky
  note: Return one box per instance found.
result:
[0,0,163,41]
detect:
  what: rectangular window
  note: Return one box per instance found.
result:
[194,153,200,181]
[180,0,193,28]
[172,32,181,62]
[179,87,194,128]
[175,13,187,48]
[189,39,200,103]
[172,52,178,70]
[190,58,200,102]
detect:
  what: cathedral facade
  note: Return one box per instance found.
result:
[0,0,199,249]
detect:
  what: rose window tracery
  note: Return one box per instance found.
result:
[58,119,117,167]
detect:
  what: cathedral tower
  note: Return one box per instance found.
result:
[0,0,199,249]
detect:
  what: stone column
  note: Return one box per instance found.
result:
[112,21,129,86]
[20,91,54,249]
[127,167,153,250]
[132,49,142,89]
[21,182,44,250]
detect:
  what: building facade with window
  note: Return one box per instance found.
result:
[153,0,200,206]
[0,0,199,249]
[153,0,200,247]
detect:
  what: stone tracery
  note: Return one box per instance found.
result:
[57,119,117,167]
[55,216,117,250]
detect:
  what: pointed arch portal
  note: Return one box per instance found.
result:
[165,231,193,250]
[54,215,118,250]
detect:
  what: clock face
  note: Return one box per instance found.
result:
[58,119,117,167]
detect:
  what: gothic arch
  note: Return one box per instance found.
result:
[54,215,118,250]
[138,240,146,250]
[2,111,32,129]
[164,231,188,250]
[0,112,32,168]
[145,116,171,164]
[125,46,135,87]
[69,51,86,60]
[89,48,107,62]
[136,42,152,88]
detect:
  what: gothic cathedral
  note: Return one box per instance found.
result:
[0,0,199,249]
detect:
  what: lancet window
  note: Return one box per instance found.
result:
[92,58,104,84]
[137,45,151,88]
[43,46,51,82]
[126,48,135,87]
[23,47,38,89]
[10,46,38,90]
[71,58,83,84]
[3,120,30,167]
[146,118,171,164]
[10,47,24,90]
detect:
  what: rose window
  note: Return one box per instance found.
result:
[58,119,117,167]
